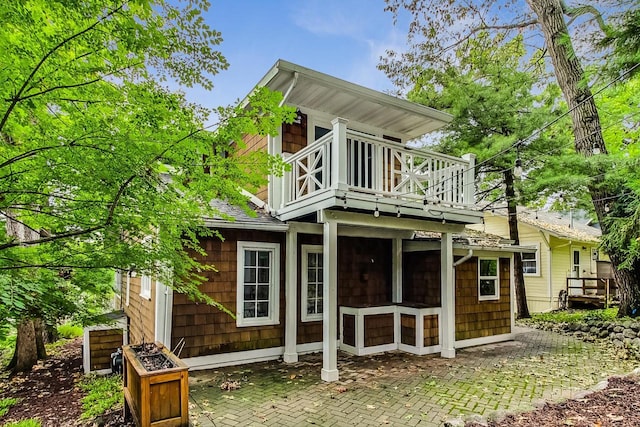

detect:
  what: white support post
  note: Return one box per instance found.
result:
[284,227,298,363]
[440,232,456,358]
[321,219,339,382]
[280,152,291,210]
[331,117,349,191]
[392,238,403,303]
[461,153,476,205]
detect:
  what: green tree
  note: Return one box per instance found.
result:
[407,33,565,318]
[382,0,640,316]
[0,0,294,372]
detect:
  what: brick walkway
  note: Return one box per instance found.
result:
[188,327,637,426]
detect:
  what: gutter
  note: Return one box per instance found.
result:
[453,249,473,267]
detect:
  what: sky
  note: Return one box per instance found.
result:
[184,0,410,114]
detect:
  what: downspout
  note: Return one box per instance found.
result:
[453,249,473,267]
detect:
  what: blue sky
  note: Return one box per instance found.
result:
[186,0,410,113]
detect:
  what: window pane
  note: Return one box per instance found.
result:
[258,267,270,284]
[317,298,323,313]
[244,267,256,283]
[522,252,535,260]
[480,279,496,296]
[317,254,323,267]
[308,284,316,297]
[317,283,323,297]
[307,301,316,315]
[244,302,255,318]
[257,284,270,300]
[480,259,497,276]
[307,269,316,282]
[308,253,317,267]
[257,302,269,317]
[258,251,270,267]
[245,250,256,267]
[244,285,256,300]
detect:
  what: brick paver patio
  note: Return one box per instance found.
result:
[188,327,637,426]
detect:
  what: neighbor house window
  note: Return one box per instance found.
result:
[301,245,323,322]
[478,258,499,301]
[140,275,152,300]
[237,241,280,327]
[522,244,539,276]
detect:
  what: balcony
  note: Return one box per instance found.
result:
[274,118,480,224]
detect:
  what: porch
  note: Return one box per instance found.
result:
[566,277,618,308]
[273,118,481,225]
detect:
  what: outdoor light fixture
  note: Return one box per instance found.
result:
[293,108,304,124]
[374,199,380,217]
[397,207,401,218]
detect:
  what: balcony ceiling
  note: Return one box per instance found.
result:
[250,60,452,140]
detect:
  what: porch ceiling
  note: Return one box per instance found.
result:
[251,60,452,140]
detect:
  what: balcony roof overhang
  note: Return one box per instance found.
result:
[246,59,453,140]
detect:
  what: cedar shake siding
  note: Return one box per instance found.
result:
[236,133,269,202]
[123,275,156,345]
[297,235,393,344]
[403,251,441,307]
[455,257,511,340]
[282,113,307,155]
[171,230,286,358]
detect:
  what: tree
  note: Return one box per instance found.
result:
[0,0,294,372]
[382,0,640,316]
[407,33,565,318]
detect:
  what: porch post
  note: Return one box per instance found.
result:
[440,232,456,358]
[392,238,403,303]
[284,226,298,363]
[461,153,476,206]
[331,117,348,191]
[321,219,339,381]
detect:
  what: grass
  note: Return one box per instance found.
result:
[3,420,42,427]
[56,323,83,339]
[80,374,123,420]
[0,397,19,417]
[528,308,620,324]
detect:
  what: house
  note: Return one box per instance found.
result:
[118,60,533,382]
[469,207,615,313]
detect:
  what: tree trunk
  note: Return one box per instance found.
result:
[504,169,531,319]
[526,0,640,316]
[34,318,47,360]
[8,319,38,373]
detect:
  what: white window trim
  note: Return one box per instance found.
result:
[478,258,500,301]
[236,241,280,327]
[140,274,152,300]
[301,245,323,322]
[522,243,541,277]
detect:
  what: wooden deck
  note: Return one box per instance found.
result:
[566,277,617,309]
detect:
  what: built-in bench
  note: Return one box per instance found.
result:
[339,303,441,356]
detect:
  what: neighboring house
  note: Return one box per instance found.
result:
[119,60,533,382]
[469,207,614,313]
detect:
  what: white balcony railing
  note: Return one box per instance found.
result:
[281,118,475,210]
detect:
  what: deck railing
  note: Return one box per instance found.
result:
[282,118,475,209]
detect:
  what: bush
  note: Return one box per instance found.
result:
[80,374,123,420]
[0,397,19,417]
[529,308,620,324]
[56,323,83,339]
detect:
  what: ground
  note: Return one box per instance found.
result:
[1,329,640,426]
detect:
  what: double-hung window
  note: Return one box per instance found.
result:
[237,241,280,327]
[478,258,500,301]
[301,245,323,322]
[522,244,539,275]
[140,275,152,300]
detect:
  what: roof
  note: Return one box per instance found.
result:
[492,207,601,243]
[414,229,536,253]
[204,200,288,232]
[247,59,452,139]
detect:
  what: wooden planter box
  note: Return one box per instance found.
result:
[122,343,189,427]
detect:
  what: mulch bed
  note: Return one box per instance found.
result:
[0,338,85,427]
[467,375,640,427]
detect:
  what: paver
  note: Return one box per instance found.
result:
[189,327,637,426]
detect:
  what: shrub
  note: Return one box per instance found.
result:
[57,323,84,339]
[80,374,123,420]
[530,308,619,324]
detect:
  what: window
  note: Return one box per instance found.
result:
[114,270,122,293]
[140,275,152,300]
[522,244,539,276]
[478,258,499,301]
[301,245,323,322]
[237,241,280,327]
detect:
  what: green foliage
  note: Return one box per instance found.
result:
[0,0,295,352]
[80,374,123,420]
[0,397,19,417]
[3,420,42,427]
[530,308,619,324]
[56,323,83,339]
